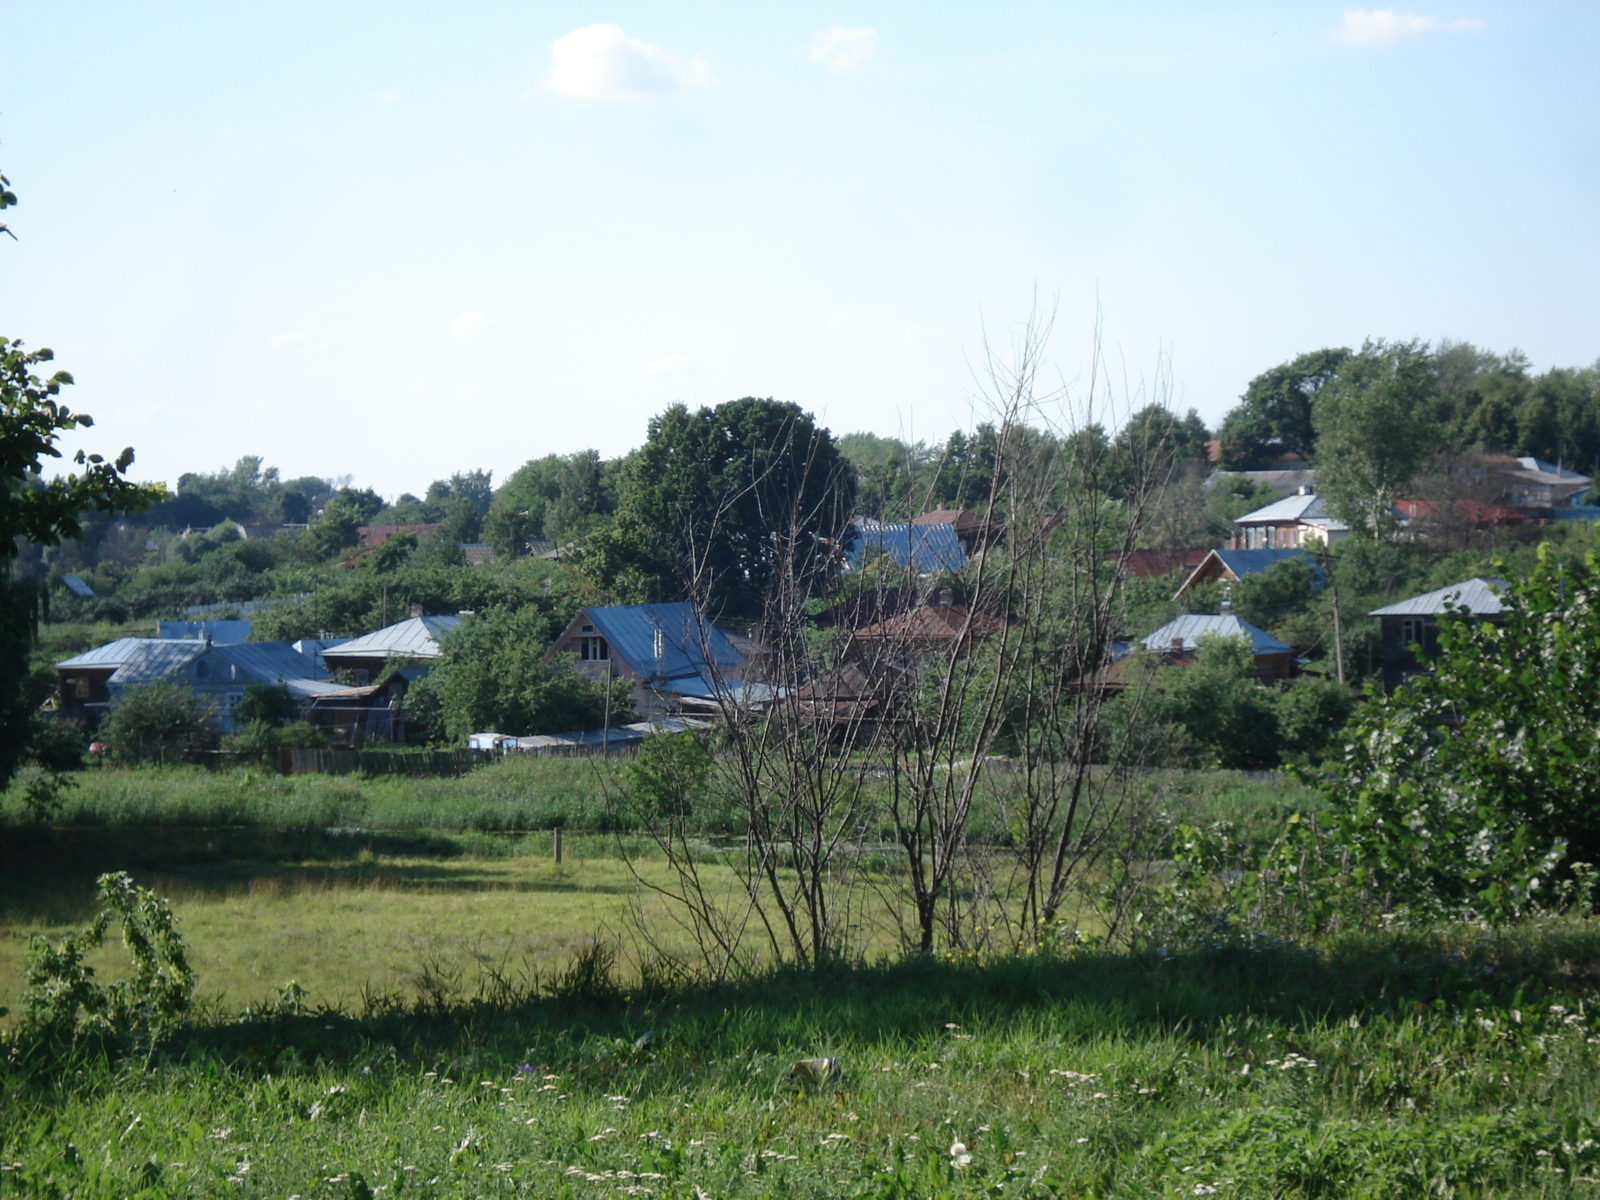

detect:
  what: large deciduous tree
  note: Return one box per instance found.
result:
[1217,347,1351,469]
[588,397,855,615]
[1312,339,1435,537]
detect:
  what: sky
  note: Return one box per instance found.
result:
[2,2,1596,499]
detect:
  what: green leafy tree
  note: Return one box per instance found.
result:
[420,606,634,740]
[1217,347,1351,469]
[590,398,855,615]
[483,454,566,557]
[235,682,299,727]
[1151,635,1283,770]
[1313,339,1436,537]
[99,680,219,762]
[0,340,159,788]
[1106,404,1210,499]
[1326,547,1600,921]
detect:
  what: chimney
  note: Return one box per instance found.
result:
[1170,637,1184,653]
[937,587,954,608]
[1219,599,1233,616]
[410,603,424,619]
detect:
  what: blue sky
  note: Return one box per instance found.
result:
[2,3,1596,498]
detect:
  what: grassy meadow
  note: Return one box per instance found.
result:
[12,761,1593,1196]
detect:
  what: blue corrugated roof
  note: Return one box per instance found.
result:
[1142,613,1295,656]
[582,603,744,684]
[62,575,96,598]
[1213,548,1324,581]
[107,640,209,685]
[56,637,162,670]
[157,619,252,643]
[321,615,462,660]
[211,641,324,682]
[845,520,967,574]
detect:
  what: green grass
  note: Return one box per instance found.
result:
[7,926,1600,1197]
[0,756,632,834]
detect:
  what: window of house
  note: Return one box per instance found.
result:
[224,692,244,711]
[580,637,608,661]
[72,677,90,700]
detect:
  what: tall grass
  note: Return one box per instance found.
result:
[5,925,1600,1197]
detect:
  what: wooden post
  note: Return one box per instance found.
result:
[553,826,563,865]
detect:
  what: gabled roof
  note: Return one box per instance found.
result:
[1205,469,1318,497]
[105,640,327,688]
[1173,548,1323,598]
[106,640,209,685]
[845,519,967,574]
[1369,577,1509,618]
[1518,457,1590,484]
[1141,613,1295,657]
[1234,493,1336,525]
[852,604,1003,642]
[56,637,163,671]
[320,615,462,662]
[580,603,744,686]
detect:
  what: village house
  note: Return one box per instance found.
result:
[844,518,967,575]
[1368,576,1508,690]
[317,611,462,686]
[53,637,349,732]
[1085,604,1300,694]
[546,601,774,717]
[1231,490,1349,550]
[1173,547,1323,600]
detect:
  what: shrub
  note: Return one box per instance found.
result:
[20,871,194,1040]
[100,680,219,763]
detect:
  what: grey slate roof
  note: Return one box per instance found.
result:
[1369,577,1509,618]
[1141,613,1295,656]
[1234,493,1343,526]
[845,519,967,574]
[320,615,462,661]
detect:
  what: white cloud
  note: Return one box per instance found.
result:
[809,26,879,72]
[541,24,708,101]
[265,332,303,351]
[377,90,400,103]
[450,310,489,340]
[1335,9,1485,46]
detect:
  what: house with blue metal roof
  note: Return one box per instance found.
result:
[1087,603,1302,692]
[55,636,347,732]
[844,519,967,575]
[1173,547,1325,600]
[547,602,773,716]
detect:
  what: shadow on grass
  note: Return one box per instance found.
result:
[0,825,565,922]
[6,923,1580,1088]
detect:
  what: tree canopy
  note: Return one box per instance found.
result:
[588,397,855,615]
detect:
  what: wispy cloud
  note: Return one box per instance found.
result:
[542,24,708,101]
[809,26,879,72]
[1335,8,1485,46]
[450,310,489,340]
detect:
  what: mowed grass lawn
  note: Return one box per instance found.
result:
[0,846,723,1018]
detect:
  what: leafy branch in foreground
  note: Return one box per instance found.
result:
[18,871,194,1040]
[1324,545,1600,923]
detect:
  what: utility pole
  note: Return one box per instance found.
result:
[1320,544,1346,687]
